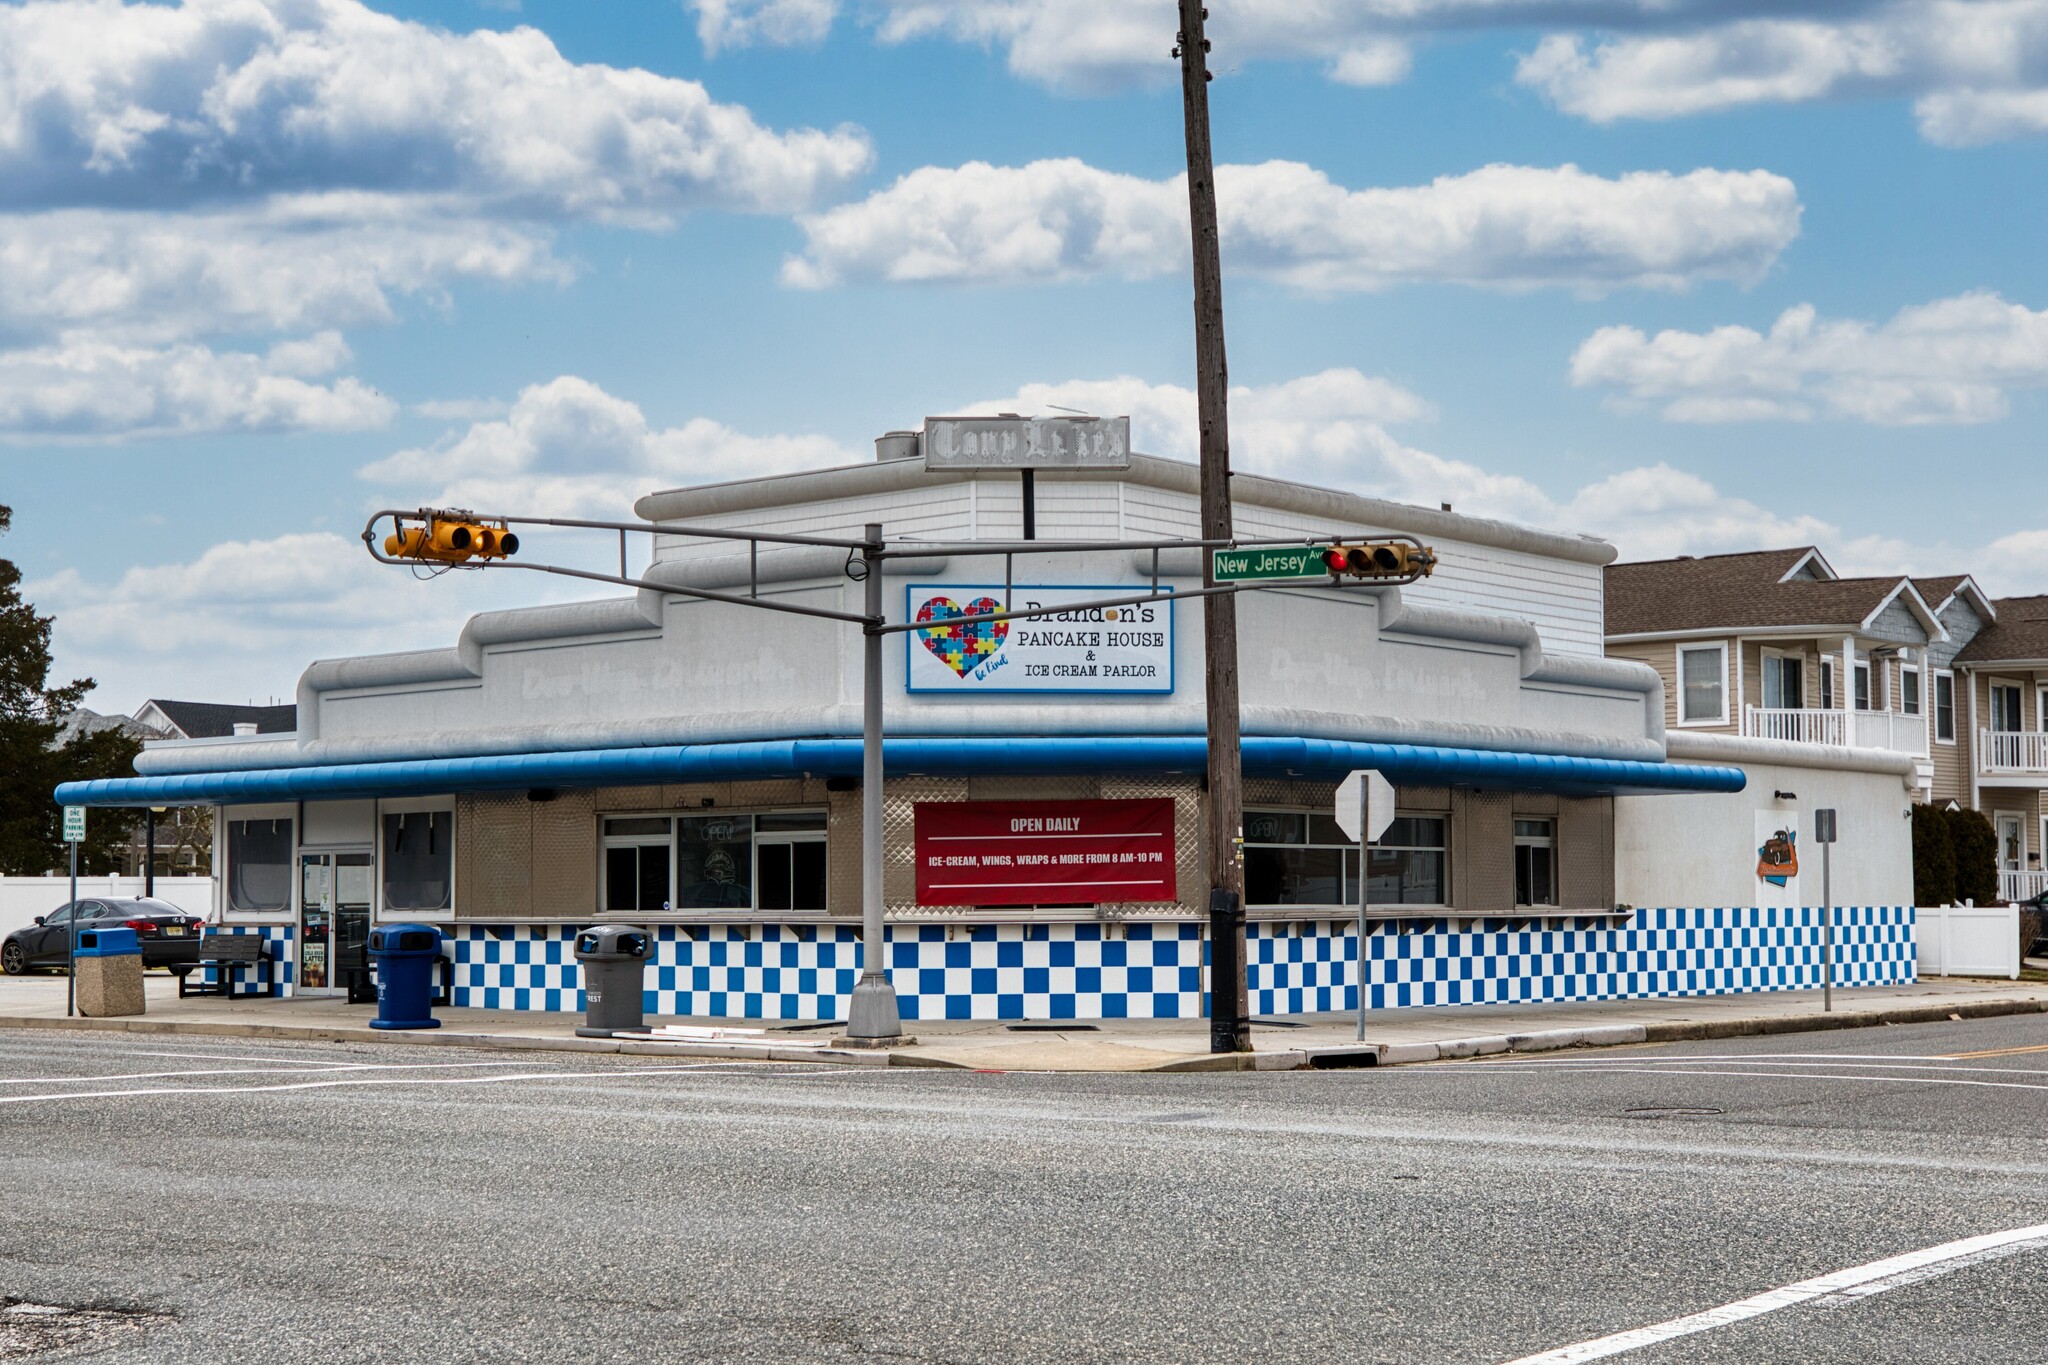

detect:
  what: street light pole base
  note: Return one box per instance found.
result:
[844,974,903,1041]
[831,1033,918,1050]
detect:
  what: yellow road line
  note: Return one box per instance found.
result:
[1941,1042,2048,1060]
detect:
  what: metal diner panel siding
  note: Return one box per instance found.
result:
[56,737,1746,806]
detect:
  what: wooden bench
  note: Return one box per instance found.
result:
[173,933,277,999]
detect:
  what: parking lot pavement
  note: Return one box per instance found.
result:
[1,1018,2046,1362]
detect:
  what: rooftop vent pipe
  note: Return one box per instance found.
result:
[875,430,921,462]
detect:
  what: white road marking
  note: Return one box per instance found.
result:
[1416,1064,2048,1093]
[1463,1052,1965,1066]
[1422,1057,2048,1078]
[0,1059,537,1087]
[0,1061,769,1105]
[1415,1063,2048,1094]
[1503,1222,2048,1364]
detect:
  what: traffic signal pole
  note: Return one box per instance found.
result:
[1176,0,1249,1054]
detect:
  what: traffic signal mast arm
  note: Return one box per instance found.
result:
[362,509,1436,632]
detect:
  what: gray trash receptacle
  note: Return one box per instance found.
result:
[574,925,652,1037]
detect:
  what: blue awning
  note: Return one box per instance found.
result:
[55,735,1743,806]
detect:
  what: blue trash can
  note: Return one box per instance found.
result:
[75,927,140,957]
[368,923,443,1031]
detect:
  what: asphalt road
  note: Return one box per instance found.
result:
[2,1018,2047,1364]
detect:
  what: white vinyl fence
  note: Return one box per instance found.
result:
[1915,904,2020,980]
[0,876,214,942]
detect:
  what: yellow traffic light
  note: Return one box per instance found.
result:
[1319,540,1436,580]
[383,513,518,564]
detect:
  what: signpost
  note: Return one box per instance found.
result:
[1210,547,1329,583]
[1336,770,1396,1040]
[1815,807,1838,1012]
[62,805,84,1019]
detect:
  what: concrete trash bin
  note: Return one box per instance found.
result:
[75,927,145,1018]
[574,925,652,1037]
[368,923,443,1031]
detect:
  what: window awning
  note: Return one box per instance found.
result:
[56,735,1743,807]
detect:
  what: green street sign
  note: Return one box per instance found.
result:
[1210,546,1330,582]
[62,806,85,844]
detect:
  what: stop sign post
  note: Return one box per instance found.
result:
[1336,770,1396,1039]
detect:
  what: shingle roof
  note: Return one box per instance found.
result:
[1953,596,2048,664]
[1912,575,1968,608]
[141,700,297,739]
[1606,549,1921,637]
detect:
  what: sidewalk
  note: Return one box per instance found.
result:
[3,972,2046,1071]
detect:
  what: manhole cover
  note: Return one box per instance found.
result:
[0,1300,171,1359]
[1624,1106,1724,1119]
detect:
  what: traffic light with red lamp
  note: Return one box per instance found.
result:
[382,511,520,565]
[1321,539,1437,581]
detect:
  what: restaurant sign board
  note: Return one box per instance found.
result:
[913,799,1179,908]
[906,584,1174,694]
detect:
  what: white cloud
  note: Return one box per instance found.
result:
[0,198,563,345]
[0,331,393,440]
[1978,528,2048,596]
[1515,2,2048,145]
[31,530,570,710]
[687,0,2048,146]
[0,0,872,220]
[693,0,839,53]
[786,159,1800,293]
[359,375,861,516]
[962,367,1956,568]
[1571,292,2048,425]
[0,0,875,439]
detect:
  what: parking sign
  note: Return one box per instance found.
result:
[62,806,85,843]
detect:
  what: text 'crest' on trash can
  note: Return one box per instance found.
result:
[75,927,145,1018]
[574,925,652,1038]
[368,923,443,1031]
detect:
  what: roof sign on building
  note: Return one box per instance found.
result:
[923,416,1131,470]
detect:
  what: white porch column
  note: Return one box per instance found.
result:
[1842,635,1856,745]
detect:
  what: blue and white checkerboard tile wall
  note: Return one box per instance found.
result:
[206,923,294,997]
[442,907,1915,1021]
[445,922,1209,1021]
[1355,905,1915,1010]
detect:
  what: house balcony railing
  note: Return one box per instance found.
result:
[1743,706,1928,757]
[1980,729,2048,775]
[2001,869,2047,904]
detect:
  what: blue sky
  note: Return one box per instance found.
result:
[6,0,2047,712]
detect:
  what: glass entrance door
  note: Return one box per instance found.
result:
[299,852,372,996]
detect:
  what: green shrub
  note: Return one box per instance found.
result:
[1947,806,2000,905]
[1911,803,1956,907]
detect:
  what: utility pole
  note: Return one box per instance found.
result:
[1176,0,1249,1054]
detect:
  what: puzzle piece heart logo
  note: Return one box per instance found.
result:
[916,596,1008,677]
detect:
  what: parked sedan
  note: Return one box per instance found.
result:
[1,898,206,974]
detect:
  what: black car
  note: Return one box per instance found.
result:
[2,898,206,974]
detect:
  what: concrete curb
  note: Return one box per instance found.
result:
[3,994,2043,1072]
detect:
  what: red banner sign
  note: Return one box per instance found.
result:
[913,799,1178,908]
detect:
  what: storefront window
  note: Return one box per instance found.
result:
[677,814,754,910]
[227,818,293,912]
[1514,818,1557,907]
[1367,816,1448,906]
[604,816,672,913]
[1244,810,1357,907]
[601,810,833,913]
[755,811,827,912]
[382,811,452,913]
